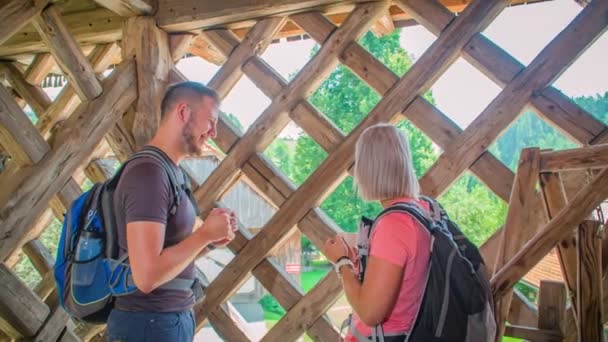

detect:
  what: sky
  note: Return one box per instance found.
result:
[175,0,607,138]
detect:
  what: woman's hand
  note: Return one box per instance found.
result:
[323,236,351,263]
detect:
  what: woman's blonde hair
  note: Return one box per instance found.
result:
[354,123,420,201]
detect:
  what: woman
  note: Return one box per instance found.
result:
[324,123,431,342]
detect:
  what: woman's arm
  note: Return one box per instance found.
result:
[339,256,403,326]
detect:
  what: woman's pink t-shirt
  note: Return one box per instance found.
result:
[346,198,431,340]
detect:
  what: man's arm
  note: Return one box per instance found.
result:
[127,222,215,293]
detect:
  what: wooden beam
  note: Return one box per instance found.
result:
[24,53,56,86]
[203,17,286,99]
[493,148,542,339]
[0,63,52,117]
[188,36,226,65]
[0,265,50,338]
[0,0,50,45]
[195,0,507,326]
[94,0,155,17]
[122,17,171,148]
[492,166,608,299]
[262,271,342,341]
[577,220,603,341]
[0,60,137,261]
[504,325,562,341]
[417,0,608,198]
[370,10,395,37]
[156,0,371,32]
[540,144,608,172]
[169,33,197,64]
[192,3,387,218]
[539,172,579,318]
[301,8,514,202]
[33,5,103,101]
[0,9,123,58]
[37,43,121,138]
[399,0,608,161]
[538,280,566,337]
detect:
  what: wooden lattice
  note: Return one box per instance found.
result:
[1,0,607,341]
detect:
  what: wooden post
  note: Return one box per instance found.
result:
[493,148,542,340]
[577,220,604,341]
[0,0,50,45]
[538,280,566,339]
[122,17,172,149]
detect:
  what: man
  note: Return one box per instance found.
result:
[107,82,235,341]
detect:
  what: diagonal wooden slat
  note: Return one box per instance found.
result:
[37,43,121,138]
[194,0,508,326]
[33,5,103,101]
[193,3,389,217]
[0,0,50,45]
[1,63,52,117]
[94,0,155,17]
[399,0,608,146]
[203,17,287,99]
[0,60,137,261]
[417,0,608,198]
[295,9,514,202]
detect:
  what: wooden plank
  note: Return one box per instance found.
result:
[492,166,608,299]
[539,172,579,316]
[33,5,103,101]
[418,0,608,198]
[203,17,286,99]
[32,306,71,342]
[577,220,603,341]
[540,144,608,172]
[4,209,53,269]
[493,148,542,339]
[538,280,566,336]
[504,325,562,341]
[0,0,49,45]
[0,60,137,261]
[195,0,508,326]
[192,3,387,218]
[37,43,121,139]
[122,17,171,148]
[0,63,52,117]
[94,0,155,16]
[0,265,50,338]
[25,53,56,86]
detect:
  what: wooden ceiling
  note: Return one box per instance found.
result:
[1,0,555,66]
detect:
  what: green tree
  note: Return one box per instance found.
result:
[574,91,608,124]
[292,30,437,233]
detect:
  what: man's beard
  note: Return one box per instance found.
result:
[182,118,204,156]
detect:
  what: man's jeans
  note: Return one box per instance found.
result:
[107,308,195,342]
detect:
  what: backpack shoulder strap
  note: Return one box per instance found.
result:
[374,201,435,235]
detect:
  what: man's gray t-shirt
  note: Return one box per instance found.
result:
[113,148,196,312]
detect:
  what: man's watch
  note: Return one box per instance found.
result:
[333,256,354,277]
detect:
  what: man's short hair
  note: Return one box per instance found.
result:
[161,82,219,119]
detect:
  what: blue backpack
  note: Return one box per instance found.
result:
[54,147,202,323]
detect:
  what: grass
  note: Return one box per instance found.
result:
[301,267,330,292]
